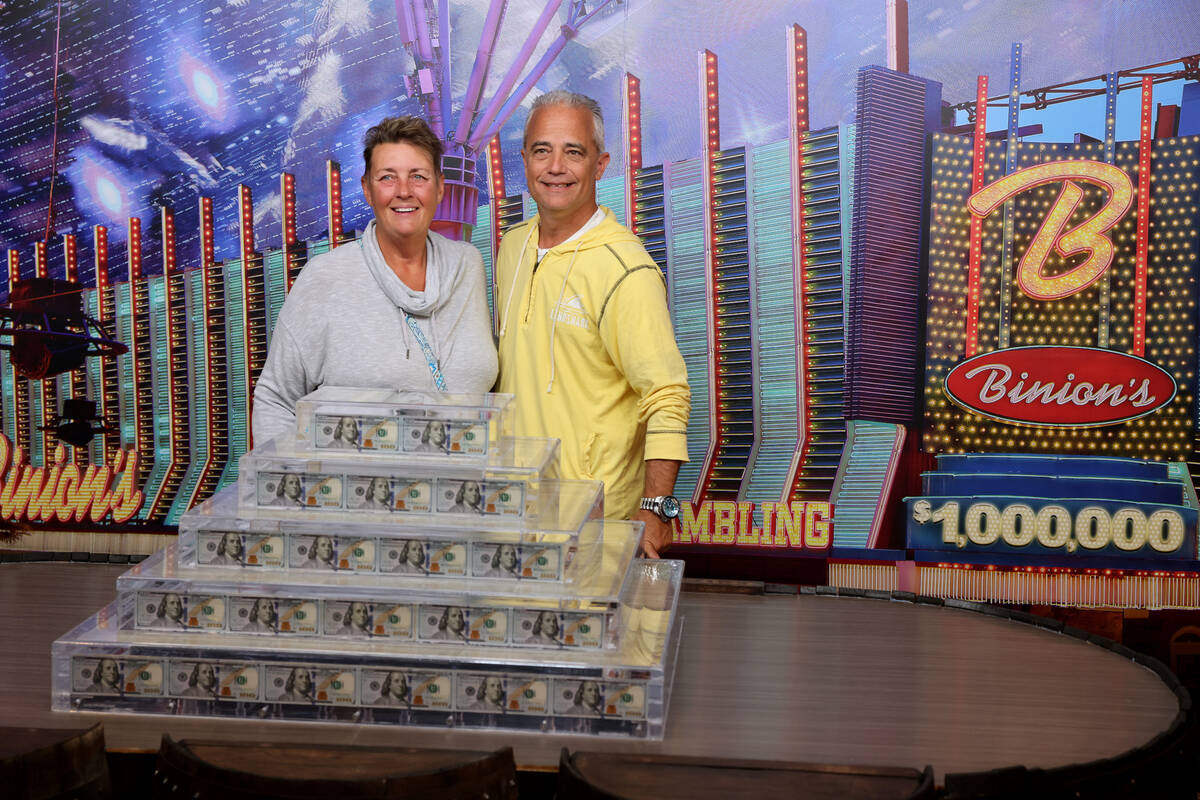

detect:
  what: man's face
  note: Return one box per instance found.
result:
[163,594,183,619]
[361,141,444,245]
[447,606,465,632]
[293,669,312,693]
[223,533,242,556]
[522,104,609,227]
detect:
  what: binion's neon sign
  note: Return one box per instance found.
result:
[0,434,145,524]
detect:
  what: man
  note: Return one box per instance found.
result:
[495,91,689,557]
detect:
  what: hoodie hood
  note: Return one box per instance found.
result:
[360,219,447,317]
[535,207,640,255]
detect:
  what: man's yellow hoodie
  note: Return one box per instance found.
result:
[495,208,690,518]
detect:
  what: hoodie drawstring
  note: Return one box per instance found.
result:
[498,226,536,338]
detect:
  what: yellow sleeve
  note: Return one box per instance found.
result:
[598,261,691,463]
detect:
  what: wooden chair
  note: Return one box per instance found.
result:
[0,723,111,800]
[555,748,937,800]
[151,735,518,799]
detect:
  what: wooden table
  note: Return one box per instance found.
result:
[0,562,1181,781]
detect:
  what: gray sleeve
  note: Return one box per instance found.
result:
[251,318,314,447]
[437,243,499,393]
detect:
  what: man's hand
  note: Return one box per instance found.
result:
[638,459,682,558]
[635,508,673,558]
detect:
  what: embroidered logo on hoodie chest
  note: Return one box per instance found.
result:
[551,294,591,331]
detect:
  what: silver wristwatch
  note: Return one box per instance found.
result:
[640,495,681,523]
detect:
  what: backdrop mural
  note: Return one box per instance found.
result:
[3,0,1200,606]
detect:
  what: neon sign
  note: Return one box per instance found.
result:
[966,160,1134,300]
[0,434,145,524]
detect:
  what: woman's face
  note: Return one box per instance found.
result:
[361,141,443,246]
[222,532,243,556]
[539,611,559,637]
[407,540,425,566]
[99,659,119,684]
[498,544,517,570]
[349,602,368,626]
[483,677,503,702]
[196,663,216,688]
[370,478,390,502]
[292,669,312,693]
[163,594,183,619]
[281,474,302,498]
[446,606,465,632]
[581,681,600,706]
[314,536,333,561]
[428,420,447,446]
[463,481,481,505]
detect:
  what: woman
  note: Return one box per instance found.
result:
[252,116,499,444]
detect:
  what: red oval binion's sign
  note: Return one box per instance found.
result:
[944,346,1176,427]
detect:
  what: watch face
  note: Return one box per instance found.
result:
[660,496,681,520]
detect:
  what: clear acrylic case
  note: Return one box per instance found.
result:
[238,434,560,521]
[183,482,606,579]
[52,560,684,739]
[293,387,515,461]
[119,517,643,651]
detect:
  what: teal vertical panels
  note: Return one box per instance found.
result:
[114,284,135,449]
[597,174,626,228]
[306,239,331,260]
[139,275,171,519]
[263,249,289,342]
[219,258,247,488]
[168,270,209,522]
[634,165,668,282]
[27,375,43,465]
[743,139,797,508]
[839,123,856,335]
[706,147,756,497]
[0,343,15,447]
[81,288,104,465]
[665,157,707,502]
[795,126,848,498]
[470,204,495,316]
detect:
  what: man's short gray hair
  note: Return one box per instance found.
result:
[527,90,606,153]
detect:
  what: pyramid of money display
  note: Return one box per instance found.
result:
[52,387,684,738]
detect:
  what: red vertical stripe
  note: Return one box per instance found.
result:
[965,76,988,358]
[1132,76,1152,357]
